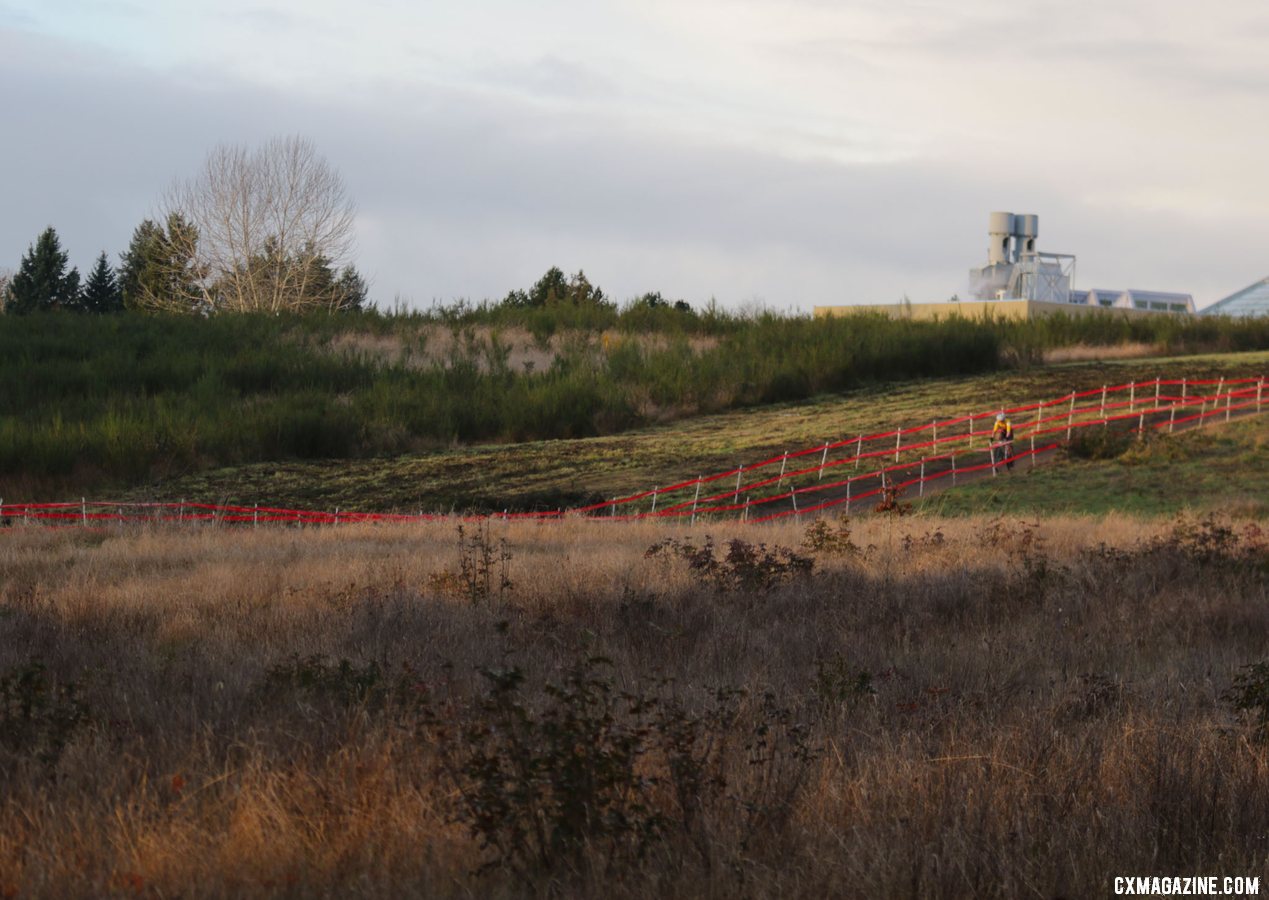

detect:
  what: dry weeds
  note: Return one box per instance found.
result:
[1041,342,1164,364]
[1,513,1267,898]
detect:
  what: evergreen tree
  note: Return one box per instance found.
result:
[501,267,612,310]
[118,215,206,312]
[6,227,80,313]
[81,252,123,313]
[334,265,369,312]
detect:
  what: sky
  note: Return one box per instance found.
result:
[2,0,1267,311]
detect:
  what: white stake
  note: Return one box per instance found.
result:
[1169,404,1176,434]
[854,434,863,469]
[951,452,957,486]
[650,487,658,515]
[1030,434,1036,467]
[1067,392,1076,441]
[778,453,787,484]
[1129,380,1135,411]
[690,478,701,526]
[894,430,901,463]
[1154,377,1161,410]
[919,458,925,498]
[735,465,744,503]
[819,443,830,480]
[82,497,87,527]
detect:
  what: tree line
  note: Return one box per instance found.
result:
[1,136,369,316]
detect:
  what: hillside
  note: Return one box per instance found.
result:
[919,406,1268,518]
[127,350,1269,514]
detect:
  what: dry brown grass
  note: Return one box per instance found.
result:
[1041,341,1164,364]
[2,513,1267,898]
[319,325,719,376]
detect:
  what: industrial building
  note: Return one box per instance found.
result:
[815,212,1196,322]
[967,212,1193,313]
[1202,277,1269,318]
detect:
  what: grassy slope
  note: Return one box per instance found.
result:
[919,410,1269,518]
[127,350,1269,514]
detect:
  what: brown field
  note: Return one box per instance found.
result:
[2,514,1268,898]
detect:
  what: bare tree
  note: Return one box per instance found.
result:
[164,136,357,313]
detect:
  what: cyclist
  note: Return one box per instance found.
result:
[991,412,1015,470]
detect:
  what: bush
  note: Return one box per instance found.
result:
[0,662,87,769]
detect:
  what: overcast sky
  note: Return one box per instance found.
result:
[2,1,1266,311]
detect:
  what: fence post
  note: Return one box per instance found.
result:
[1259,377,1264,413]
[1100,384,1107,421]
[650,487,658,516]
[744,496,750,523]
[1226,385,1233,423]
[854,434,863,469]
[932,419,938,445]
[894,430,901,463]
[1169,404,1177,434]
[735,465,744,503]
[690,478,701,526]
[919,458,925,498]
[845,478,851,515]
[253,503,259,528]
[82,497,87,527]
[1181,377,1188,407]
[1129,380,1135,412]
[334,507,340,527]
[778,453,788,484]
[1030,434,1036,468]
[179,499,185,525]
[791,487,800,522]
[1137,411,1146,438]
[1067,392,1076,441]
[1199,400,1206,427]
[819,443,829,480]
[951,452,957,486]
[1154,377,1161,410]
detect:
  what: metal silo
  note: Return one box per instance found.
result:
[987,211,1014,265]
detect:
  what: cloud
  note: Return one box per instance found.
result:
[1,5,1266,313]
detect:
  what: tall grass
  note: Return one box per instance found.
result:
[1,514,1266,897]
[1,308,1266,497]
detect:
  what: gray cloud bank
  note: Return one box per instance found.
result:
[1,26,1263,311]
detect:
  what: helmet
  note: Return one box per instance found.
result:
[996,412,1006,422]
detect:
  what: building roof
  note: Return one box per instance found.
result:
[1203,277,1269,317]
